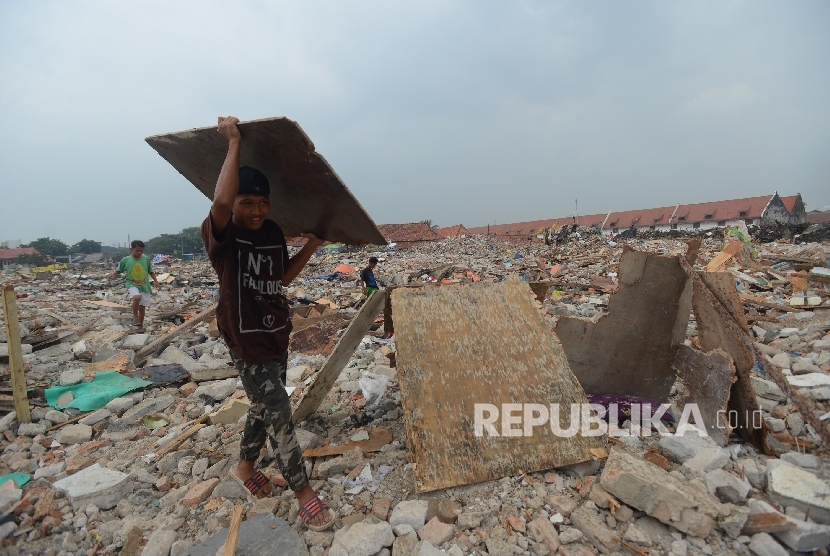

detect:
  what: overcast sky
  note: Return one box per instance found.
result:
[1,1,828,246]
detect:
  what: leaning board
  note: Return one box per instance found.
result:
[146,117,386,246]
[393,276,603,492]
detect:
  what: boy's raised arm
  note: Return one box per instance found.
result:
[210,116,242,235]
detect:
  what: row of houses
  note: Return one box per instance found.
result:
[375,193,814,246]
[463,193,807,239]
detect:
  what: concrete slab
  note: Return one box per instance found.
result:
[119,395,175,425]
[184,513,308,555]
[600,448,719,538]
[767,462,830,524]
[146,117,385,246]
[53,463,133,510]
[122,334,150,348]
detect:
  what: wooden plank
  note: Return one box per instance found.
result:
[83,300,129,310]
[83,352,130,376]
[393,276,603,493]
[292,290,386,423]
[145,117,387,246]
[303,428,392,458]
[46,411,94,432]
[2,285,31,423]
[209,317,220,339]
[740,294,804,312]
[134,304,217,365]
[155,416,210,459]
[788,275,809,292]
[223,505,245,556]
[705,241,745,272]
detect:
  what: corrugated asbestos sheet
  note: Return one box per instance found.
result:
[145,117,386,246]
[393,276,603,493]
[673,345,736,446]
[691,271,767,449]
[555,248,693,402]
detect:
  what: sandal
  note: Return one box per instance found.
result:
[299,496,336,532]
[229,469,271,501]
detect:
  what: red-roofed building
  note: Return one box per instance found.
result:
[435,224,469,238]
[0,247,40,269]
[806,210,830,225]
[780,195,807,223]
[467,193,806,240]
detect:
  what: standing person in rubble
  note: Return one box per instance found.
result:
[108,240,159,329]
[361,256,380,297]
[200,116,335,531]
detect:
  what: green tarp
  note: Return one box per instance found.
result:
[0,472,30,488]
[45,371,151,412]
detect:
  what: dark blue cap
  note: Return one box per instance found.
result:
[238,166,270,196]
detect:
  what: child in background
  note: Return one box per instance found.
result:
[108,240,159,328]
[361,256,379,296]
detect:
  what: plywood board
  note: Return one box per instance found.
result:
[705,241,744,272]
[393,276,602,493]
[555,248,693,401]
[146,117,386,246]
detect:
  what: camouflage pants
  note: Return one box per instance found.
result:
[230,351,309,492]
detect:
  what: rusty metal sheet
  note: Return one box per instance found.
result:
[691,271,767,449]
[672,345,736,446]
[146,117,386,246]
[393,276,602,493]
[288,319,342,355]
[555,248,693,401]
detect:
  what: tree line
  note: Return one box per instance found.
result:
[15,227,203,266]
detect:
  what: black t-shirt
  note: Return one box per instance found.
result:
[201,215,292,365]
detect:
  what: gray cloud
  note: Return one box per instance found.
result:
[1,0,828,245]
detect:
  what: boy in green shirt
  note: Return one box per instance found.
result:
[108,240,159,328]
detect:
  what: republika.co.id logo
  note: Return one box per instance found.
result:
[472,403,763,438]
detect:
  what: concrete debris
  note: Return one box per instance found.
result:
[55,423,93,445]
[766,461,830,524]
[52,463,133,510]
[0,228,828,555]
[748,532,788,556]
[330,519,394,556]
[600,448,719,537]
[748,498,830,552]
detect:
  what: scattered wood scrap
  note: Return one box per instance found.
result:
[705,240,745,272]
[303,428,392,458]
[134,304,217,365]
[740,294,804,312]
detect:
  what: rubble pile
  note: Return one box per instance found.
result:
[0,230,829,556]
